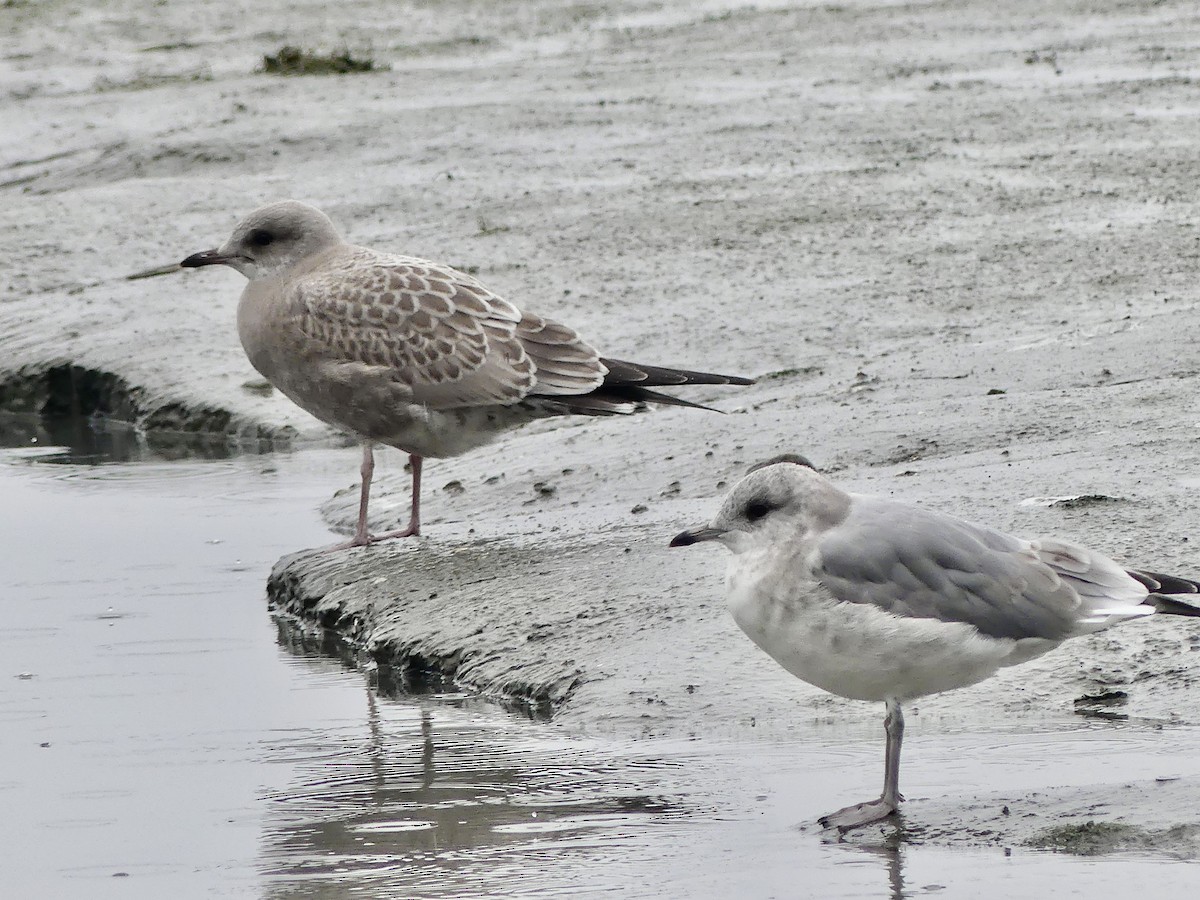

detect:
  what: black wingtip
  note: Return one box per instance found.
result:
[1148,595,1200,617]
[1127,569,1200,616]
[600,357,755,388]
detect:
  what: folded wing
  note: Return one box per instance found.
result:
[289,250,752,414]
[290,252,604,408]
[814,498,1152,641]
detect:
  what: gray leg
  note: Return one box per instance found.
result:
[818,698,904,833]
[882,697,904,807]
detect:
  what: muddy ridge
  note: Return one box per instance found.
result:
[0,362,287,439]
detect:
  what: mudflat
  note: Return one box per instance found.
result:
[3,0,1199,861]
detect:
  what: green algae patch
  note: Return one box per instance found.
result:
[261,46,386,76]
[1028,819,1200,857]
[1028,820,1138,855]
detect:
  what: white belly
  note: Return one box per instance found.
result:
[725,556,1059,702]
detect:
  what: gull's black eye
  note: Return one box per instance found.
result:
[744,499,774,523]
[247,228,274,248]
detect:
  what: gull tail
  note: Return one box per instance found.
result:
[600,358,756,389]
[594,357,755,411]
[535,358,755,416]
[1127,569,1200,617]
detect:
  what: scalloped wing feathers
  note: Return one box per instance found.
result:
[286,250,604,408]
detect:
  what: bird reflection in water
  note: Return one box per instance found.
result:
[826,832,909,900]
[264,620,680,894]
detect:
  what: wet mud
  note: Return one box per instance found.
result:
[4,0,1200,880]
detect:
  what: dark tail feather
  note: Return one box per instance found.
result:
[1147,595,1200,617]
[530,385,717,415]
[1128,569,1200,616]
[525,395,636,416]
[528,358,752,416]
[1128,569,1200,594]
[600,358,755,388]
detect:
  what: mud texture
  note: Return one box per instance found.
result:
[817,779,1200,857]
[5,0,1200,855]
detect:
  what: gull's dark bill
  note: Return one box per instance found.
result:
[668,527,726,547]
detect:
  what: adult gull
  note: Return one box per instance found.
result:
[670,458,1200,832]
[181,200,753,547]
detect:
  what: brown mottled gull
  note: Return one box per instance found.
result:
[671,460,1200,832]
[181,200,753,548]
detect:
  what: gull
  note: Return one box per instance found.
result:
[180,200,753,547]
[670,456,1200,832]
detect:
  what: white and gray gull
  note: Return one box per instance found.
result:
[670,457,1200,832]
[181,200,753,547]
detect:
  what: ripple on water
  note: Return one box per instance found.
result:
[2,445,76,461]
[350,820,439,833]
[257,698,700,897]
[34,458,243,486]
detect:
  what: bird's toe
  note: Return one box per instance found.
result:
[817,797,899,833]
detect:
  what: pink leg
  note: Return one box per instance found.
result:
[328,448,422,551]
[372,454,422,540]
[352,443,375,545]
[325,444,377,550]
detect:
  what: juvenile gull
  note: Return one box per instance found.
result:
[670,459,1200,832]
[181,200,753,547]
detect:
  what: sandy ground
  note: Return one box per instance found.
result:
[4,0,1200,853]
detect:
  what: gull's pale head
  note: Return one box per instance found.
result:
[180,200,343,280]
[670,457,849,555]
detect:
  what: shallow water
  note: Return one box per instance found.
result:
[2,417,1198,899]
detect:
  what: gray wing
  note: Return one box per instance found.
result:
[813,497,1087,641]
[291,251,603,408]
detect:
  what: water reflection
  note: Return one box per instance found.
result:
[265,621,684,898]
[6,434,1190,898]
[262,617,955,900]
[0,411,285,465]
[828,838,909,900]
